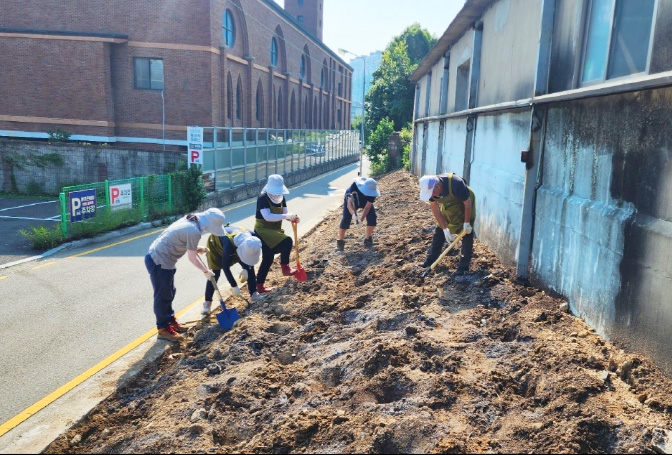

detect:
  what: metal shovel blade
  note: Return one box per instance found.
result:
[216,300,239,330]
[294,265,308,282]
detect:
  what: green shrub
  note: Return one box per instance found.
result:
[19,225,65,250]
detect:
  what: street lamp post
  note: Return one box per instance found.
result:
[338,48,366,177]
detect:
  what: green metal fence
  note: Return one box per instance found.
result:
[59,174,185,236]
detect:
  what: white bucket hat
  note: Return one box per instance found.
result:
[419,175,438,201]
[355,177,380,197]
[263,174,289,195]
[236,235,262,266]
[197,208,226,236]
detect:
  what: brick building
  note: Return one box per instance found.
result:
[0,0,352,149]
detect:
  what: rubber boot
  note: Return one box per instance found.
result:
[364,236,373,247]
[281,264,298,276]
[257,283,275,294]
[336,239,345,252]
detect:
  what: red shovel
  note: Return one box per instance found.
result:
[291,220,308,282]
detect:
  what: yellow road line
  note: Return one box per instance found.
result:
[0,297,200,437]
[67,228,164,258]
[32,261,55,270]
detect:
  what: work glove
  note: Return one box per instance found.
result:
[231,286,241,296]
[204,269,215,279]
[443,228,456,243]
[238,269,248,284]
[197,246,209,254]
[463,223,473,235]
[285,213,299,222]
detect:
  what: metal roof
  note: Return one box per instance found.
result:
[410,0,496,82]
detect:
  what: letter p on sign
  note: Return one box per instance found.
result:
[190,149,202,164]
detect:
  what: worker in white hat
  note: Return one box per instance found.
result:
[144,208,226,342]
[201,225,264,316]
[336,177,381,251]
[418,173,476,276]
[253,174,300,293]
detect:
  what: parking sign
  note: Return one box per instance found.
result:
[187,126,204,166]
[69,189,97,222]
[109,183,132,210]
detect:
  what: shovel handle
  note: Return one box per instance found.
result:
[292,220,300,267]
[196,253,226,304]
[426,230,468,273]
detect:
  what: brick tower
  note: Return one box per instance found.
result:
[284,0,323,41]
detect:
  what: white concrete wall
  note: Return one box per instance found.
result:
[478,0,540,105]
[447,29,474,113]
[424,122,441,174]
[532,107,635,337]
[469,112,529,265]
[441,119,466,175]
[428,59,445,117]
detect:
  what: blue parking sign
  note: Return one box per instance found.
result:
[69,189,97,222]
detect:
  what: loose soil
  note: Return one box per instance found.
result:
[44,170,672,454]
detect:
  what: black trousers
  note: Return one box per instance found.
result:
[257,237,293,283]
[423,226,473,271]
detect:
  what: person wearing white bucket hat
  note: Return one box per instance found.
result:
[144,207,226,342]
[201,225,264,316]
[253,174,300,293]
[418,173,476,276]
[336,177,380,251]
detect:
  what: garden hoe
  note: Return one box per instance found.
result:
[197,254,240,330]
[420,230,468,279]
[291,220,308,282]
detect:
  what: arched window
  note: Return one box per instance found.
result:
[290,92,296,126]
[277,88,283,124]
[226,74,233,121]
[256,81,264,123]
[223,10,235,48]
[236,78,242,120]
[304,97,309,126]
[320,66,326,89]
[271,37,278,67]
[313,99,318,128]
[300,55,306,79]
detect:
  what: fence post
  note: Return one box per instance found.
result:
[167,174,173,210]
[139,176,146,220]
[59,192,67,236]
[104,180,110,215]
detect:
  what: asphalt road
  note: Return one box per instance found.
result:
[0,197,61,266]
[0,161,366,443]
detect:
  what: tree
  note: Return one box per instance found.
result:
[364,24,436,138]
[393,23,436,66]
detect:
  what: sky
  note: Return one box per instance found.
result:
[273,0,465,59]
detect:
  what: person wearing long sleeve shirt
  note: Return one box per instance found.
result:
[201,225,263,316]
[253,174,300,293]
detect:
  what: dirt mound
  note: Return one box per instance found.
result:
[44,170,672,454]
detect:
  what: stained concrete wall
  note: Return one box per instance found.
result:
[469,111,529,266]
[531,87,672,372]
[478,0,539,105]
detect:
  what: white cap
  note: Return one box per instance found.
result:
[355,177,381,197]
[419,175,438,201]
[262,174,289,195]
[197,208,226,236]
[237,235,262,266]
